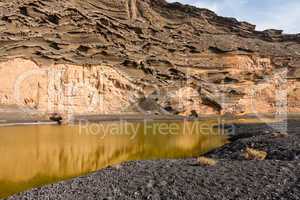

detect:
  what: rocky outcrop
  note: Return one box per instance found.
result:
[0,58,142,115]
[0,0,299,116]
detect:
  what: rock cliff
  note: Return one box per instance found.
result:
[0,0,299,116]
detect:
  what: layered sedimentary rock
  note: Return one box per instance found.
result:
[0,0,299,116]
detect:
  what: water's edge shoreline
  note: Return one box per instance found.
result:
[1,113,300,127]
[5,119,300,200]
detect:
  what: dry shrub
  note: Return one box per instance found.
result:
[197,156,218,166]
[272,132,288,138]
[244,148,267,160]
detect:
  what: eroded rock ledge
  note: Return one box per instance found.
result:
[0,0,299,116]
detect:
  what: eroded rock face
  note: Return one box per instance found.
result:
[0,0,299,116]
[0,59,142,114]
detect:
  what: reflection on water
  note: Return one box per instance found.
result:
[0,120,228,198]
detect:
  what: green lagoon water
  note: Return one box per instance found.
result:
[0,120,228,198]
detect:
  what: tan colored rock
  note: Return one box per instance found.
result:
[0,0,299,117]
[0,59,142,115]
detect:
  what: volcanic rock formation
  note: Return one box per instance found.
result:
[0,0,299,116]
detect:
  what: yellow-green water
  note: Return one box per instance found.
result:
[0,120,228,198]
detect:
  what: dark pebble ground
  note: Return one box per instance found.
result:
[7,119,300,200]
